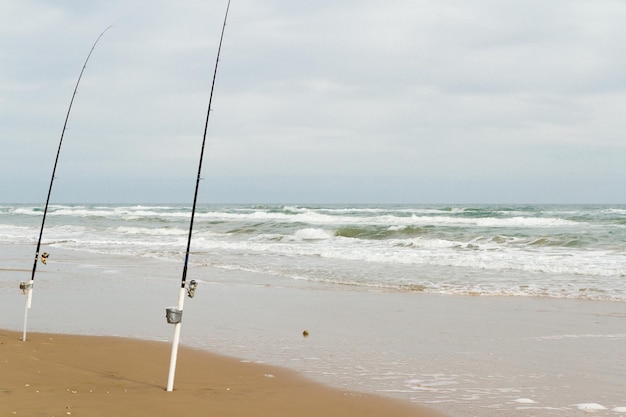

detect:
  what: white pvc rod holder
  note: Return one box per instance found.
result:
[166,287,186,391]
[22,280,34,341]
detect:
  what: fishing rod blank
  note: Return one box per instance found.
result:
[20,26,112,342]
[165,0,232,392]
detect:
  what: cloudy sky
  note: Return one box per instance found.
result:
[2,0,625,204]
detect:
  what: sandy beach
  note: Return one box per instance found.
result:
[2,242,626,417]
[1,329,445,417]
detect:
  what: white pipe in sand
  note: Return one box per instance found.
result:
[22,280,34,341]
[166,287,186,391]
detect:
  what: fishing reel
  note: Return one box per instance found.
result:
[187,280,198,298]
[165,280,199,325]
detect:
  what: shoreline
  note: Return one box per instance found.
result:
[1,329,446,417]
[2,244,626,416]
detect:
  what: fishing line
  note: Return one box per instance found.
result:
[21,25,112,342]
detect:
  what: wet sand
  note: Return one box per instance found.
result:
[2,244,626,416]
[1,329,445,417]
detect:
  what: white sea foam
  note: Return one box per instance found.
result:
[3,203,626,301]
[515,398,537,404]
[573,403,607,412]
[604,208,626,215]
[189,234,626,278]
[116,226,187,236]
[533,334,626,341]
[0,224,33,237]
[293,228,333,241]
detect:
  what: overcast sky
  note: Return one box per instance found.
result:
[2,0,626,204]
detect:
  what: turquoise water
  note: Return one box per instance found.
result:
[1,203,625,301]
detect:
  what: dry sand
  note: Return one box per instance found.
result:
[1,330,447,417]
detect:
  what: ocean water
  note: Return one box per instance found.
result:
[2,203,626,417]
[1,203,625,301]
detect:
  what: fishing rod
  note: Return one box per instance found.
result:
[165,0,232,392]
[20,26,112,342]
